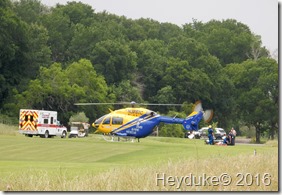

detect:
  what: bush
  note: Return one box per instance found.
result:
[69,112,89,125]
[0,114,18,125]
[240,125,256,138]
[159,124,184,138]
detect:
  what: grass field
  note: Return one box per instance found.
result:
[0,124,278,191]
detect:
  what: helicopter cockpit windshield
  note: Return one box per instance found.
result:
[93,115,107,127]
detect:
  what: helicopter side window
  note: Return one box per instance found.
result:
[112,117,123,125]
[102,117,111,125]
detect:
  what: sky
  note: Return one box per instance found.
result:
[40,0,279,53]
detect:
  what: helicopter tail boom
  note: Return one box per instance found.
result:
[158,111,203,131]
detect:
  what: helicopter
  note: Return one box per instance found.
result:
[74,101,213,142]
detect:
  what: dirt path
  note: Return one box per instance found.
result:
[235,138,251,144]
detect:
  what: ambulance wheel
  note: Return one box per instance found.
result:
[61,131,67,138]
[44,130,49,138]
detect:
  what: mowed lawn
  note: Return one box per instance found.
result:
[0,125,278,191]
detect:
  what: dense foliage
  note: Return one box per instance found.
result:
[0,0,278,142]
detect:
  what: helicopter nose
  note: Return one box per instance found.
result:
[92,122,99,128]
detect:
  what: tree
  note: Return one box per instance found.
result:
[135,18,160,40]
[65,59,108,102]
[55,1,95,25]
[91,40,137,84]
[152,86,177,114]
[64,59,110,121]
[12,0,49,24]
[25,23,52,78]
[0,0,30,108]
[69,112,89,124]
[12,59,109,124]
[6,0,51,84]
[224,58,278,143]
[168,36,209,63]
[111,80,143,103]
[122,18,147,41]
[184,19,255,65]
[68,18,126,62]
[256,58,278,139]
[158,22,183,43]
[161,58,213,103]
[130,39,168,99]
[193,55,236,128]
[246,34,270,60]
[155,86,176,104]
[41,8,73,62]
[68,24,103,61]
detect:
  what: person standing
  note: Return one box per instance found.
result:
[208,125,214,145]
[231,127,236,136]
[230,127,237,145]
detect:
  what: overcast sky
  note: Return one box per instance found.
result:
[40,0,279,53]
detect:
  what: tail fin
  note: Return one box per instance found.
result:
[182,101,213,130]
[182,111,203,130]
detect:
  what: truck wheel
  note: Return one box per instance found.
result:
[61,131,67,138]
[44,130,49,138]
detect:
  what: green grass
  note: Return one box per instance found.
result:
[0,123,17,136]
[0,125,278,191]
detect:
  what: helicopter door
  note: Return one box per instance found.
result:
[101,116,112,132]
[102,117,111,125]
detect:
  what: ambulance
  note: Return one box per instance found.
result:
[19,109,67,138]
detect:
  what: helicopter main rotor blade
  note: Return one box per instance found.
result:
[138,103,182,106]
[74,102,183,106]
[74,103,125,106]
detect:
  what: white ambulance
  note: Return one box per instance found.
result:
[19,109,67,138]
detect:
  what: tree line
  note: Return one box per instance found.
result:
[0,0,278,142]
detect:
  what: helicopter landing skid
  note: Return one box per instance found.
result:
[102,134,135,142]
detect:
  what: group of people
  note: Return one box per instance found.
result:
[223,127,236,145]
[207,126,236,145]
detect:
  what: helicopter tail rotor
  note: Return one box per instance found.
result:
[183,101,213,130]
[192,100,203,112]
[203,109,213,123]
[192,100,213,123]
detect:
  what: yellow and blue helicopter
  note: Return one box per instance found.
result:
[74,101,213,142]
